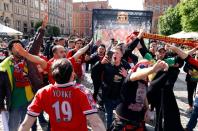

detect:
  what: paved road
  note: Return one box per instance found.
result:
[0,72,197,131]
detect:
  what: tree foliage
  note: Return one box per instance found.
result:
[34,21,60,36]
[158,0,198,34]
[158,6,182,35]
[34,21,42,31]
[45,25,60,37]
[179,0,198,32]
[52,26,60,37]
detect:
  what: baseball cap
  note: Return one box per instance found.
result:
[157,46,165,51]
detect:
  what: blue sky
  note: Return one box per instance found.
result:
[73,0,144,10]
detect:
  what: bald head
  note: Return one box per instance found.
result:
[52,45,66,59]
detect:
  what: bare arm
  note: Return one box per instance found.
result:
[14,43,47,69]
[166,44,188,59]
[86,113,106,131]
[18,115,37,131]
[187,46,198,56]
[130,60,168,81]
[28,15,48,55]
[72,39,93,60]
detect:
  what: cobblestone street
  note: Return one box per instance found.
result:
[0,72,198,131]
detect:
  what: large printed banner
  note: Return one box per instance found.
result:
[92,9,153,46]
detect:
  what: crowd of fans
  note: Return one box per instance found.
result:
[0,16,198,131]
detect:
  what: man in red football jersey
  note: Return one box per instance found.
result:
[66,38,85,81]
[18,58,106,131]
[13,39,92,85]
[48,39,93,84]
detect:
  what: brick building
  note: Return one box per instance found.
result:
[72,0,109,37]
[143,0,180,33]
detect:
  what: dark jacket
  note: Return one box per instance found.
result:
[44,40,53,59]
[0,27,45,110]
[92,59,130,100]
[86,52,103,67]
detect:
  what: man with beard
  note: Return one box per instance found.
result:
[48,39,93,84]
[0,14,48,131]
[18,58,106,131]
[0,40,47,131]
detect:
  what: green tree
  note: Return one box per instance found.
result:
[52,26,60,36]
[46,25,53,36]
[158,6,182,35]
[34,21,42,31]
[179,0,198,32]
[45,25,60,37]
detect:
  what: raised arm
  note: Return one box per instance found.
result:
[14,43,47,69]
[125,30,144,51]
[130,60,168,81]
[166,44,189,59]
[187,46,198,56]
[166,44,198,69]
[72,39,93,60]
[28,14,48,55]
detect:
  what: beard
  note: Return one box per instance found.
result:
[13,53,23,60]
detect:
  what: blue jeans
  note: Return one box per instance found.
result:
[104,99,121,129]
[187,106,198,131]
[8,104,37,131]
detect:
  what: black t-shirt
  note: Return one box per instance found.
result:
[102,60,131,100]
[123,52,138,67]
[116,72,147,121]
[87,52,103,67]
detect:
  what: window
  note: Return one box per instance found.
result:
[23,22,28,33]
[35,0,39,9]
[85,28,89,36]
[85,20,89,27]
[17,8,19,14]
[16,20,21,31]
[22,0,26,5]
[4,3,9,11]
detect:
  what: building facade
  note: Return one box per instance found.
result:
[0,0,72,36]
[48,0,72,35]
[72,0,109,37]
[0,0,13,27]
[143,0,180,33]
[8,0,46,35]
[65,0,73,35]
